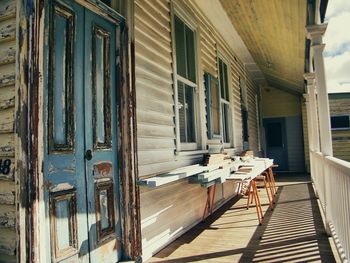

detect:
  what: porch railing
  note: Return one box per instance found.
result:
[310,150,350,262]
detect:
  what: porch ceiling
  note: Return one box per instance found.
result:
[220,0,307,94]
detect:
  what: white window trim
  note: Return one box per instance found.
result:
[171,2,203,153]
[217,53,234,149]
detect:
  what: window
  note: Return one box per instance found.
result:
[331,115,350,130]
[204,73,220,139]
[218,58,231,143]
[174,15,197,145]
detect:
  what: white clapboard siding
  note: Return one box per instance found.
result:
[329,97,350,162]
[135,0,178,177]
[136,1,260,261]
[0,1,16,262]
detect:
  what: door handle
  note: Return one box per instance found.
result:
[85,150,93,161]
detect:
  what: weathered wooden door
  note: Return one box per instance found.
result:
[43,0,122,262]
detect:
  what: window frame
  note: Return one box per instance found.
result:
[217,55,233,147]
[171,5,201,152]
[204,73,221,139]
[330,115,350,130]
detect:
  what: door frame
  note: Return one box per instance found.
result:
[16,0,141,262]
[263,117,289,170]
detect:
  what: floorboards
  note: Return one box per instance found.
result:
[147,174,336,263]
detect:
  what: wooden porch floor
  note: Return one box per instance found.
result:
[147,174,337,263]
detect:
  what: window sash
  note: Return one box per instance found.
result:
[178,81,196,143]
[218,58,231,143]
[174,15,196,83]
[205,73,221,139]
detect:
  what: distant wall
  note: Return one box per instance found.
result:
[261,86,305,172]
[262,86,301,117]
[329,94,350,162]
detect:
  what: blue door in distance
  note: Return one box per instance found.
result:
[263,118,288,171]
[43,0,121,262]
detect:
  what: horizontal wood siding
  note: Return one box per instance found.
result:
[135,0,177,177]
[0,0,16,261]
[136,0,260,261]
[330,97,350,162]
[140,179,239,260]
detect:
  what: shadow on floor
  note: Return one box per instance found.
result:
[148,174,336,263]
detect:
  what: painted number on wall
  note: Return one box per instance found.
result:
[0,159,11,175]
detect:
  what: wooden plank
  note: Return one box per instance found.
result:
[137,110,174,127]
[0,107,14,133]
[0,157,14,181]
[0,19,15,43]
[0,227,16,255]
[0,204,15,228]
[0,181,14,205]
[0,85,15,110]
[137,123,175,139]
[138,149,175,166]
[138,156,202,178]
[0,73,15,88]
[0,133,14,157]
[0,0,16,22]
[137,137,175,151]
[0,41,15,66]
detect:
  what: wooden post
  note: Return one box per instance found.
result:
[306,24,333,157]
[304,73,320,152]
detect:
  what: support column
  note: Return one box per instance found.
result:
[304,73,320,152]
[306,24,333,156]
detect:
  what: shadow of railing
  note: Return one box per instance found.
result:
[238,180,336,263]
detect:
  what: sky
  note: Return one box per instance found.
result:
[324,0,350,93]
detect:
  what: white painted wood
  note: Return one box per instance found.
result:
[306,24,332,156]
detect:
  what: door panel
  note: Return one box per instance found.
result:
[84,9,121,262]
[44,1,121,262]
[264,118,288,170]
[45,1,89,262]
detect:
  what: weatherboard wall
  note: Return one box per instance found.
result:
[329,95,350,162]
[0,0,17,262]
[135,0,260,260]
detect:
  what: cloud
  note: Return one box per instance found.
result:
[325,0,350,19]
[324,11,350,56]
[325,51,350,93]
[323,0,350,93]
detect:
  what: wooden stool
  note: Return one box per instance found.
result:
[246,179,263,225]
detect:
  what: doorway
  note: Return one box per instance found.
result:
[263,118,288,171]
[43,0,122,261]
